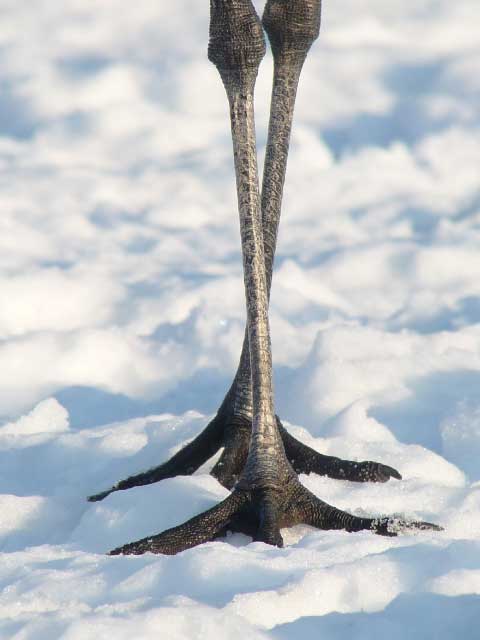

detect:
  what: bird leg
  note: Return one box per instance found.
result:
[88,0,399,504]
[217,0,401,485]
[108,0,441,556]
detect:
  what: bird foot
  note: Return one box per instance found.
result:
[108,478,442,556]
[211,416,402,489]
[277,418,402,483]
[88,413,402,502]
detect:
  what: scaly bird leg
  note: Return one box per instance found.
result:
[212,0,400,487]
[109,0,440,556]
[88,0,398,504]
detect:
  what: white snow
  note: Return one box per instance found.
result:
[2,0,480,637]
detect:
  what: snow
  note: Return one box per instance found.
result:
[2,0,480,637]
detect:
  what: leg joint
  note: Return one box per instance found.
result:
[208,0,266,73]
[263,0,321,58]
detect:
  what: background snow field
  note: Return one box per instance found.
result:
[1,0,480,637]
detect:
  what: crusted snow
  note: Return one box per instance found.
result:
[1,0,480,638]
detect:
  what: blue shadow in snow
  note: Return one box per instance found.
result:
[371,369,480,466]
[273,592,480,640]
[387,295,480,335]
[55,368,229,430]
[55,386,153,429]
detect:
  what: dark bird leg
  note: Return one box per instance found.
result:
[109,0,441,556]
[88,0,398,503]
[211,0,401,487]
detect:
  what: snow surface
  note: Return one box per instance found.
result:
[2,0,480,637]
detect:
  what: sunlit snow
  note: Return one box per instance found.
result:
[1,0,480,638]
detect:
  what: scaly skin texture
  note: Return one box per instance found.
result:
[88,0,400,506]
[103,0,442,555]
[109,477,442,556]
[219,63,288,491]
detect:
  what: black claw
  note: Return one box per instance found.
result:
[372,517,444,537]
[88,489,113,502]
[254,487,285,548]
[378,464,402,480]
[109,542,140,556]
[255,530,284,547]
[358,461,402,483]
[416,521,444,532]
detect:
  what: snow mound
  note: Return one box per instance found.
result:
[2,0,480,637]
[1,411,479,638]
[0,398,69,436]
